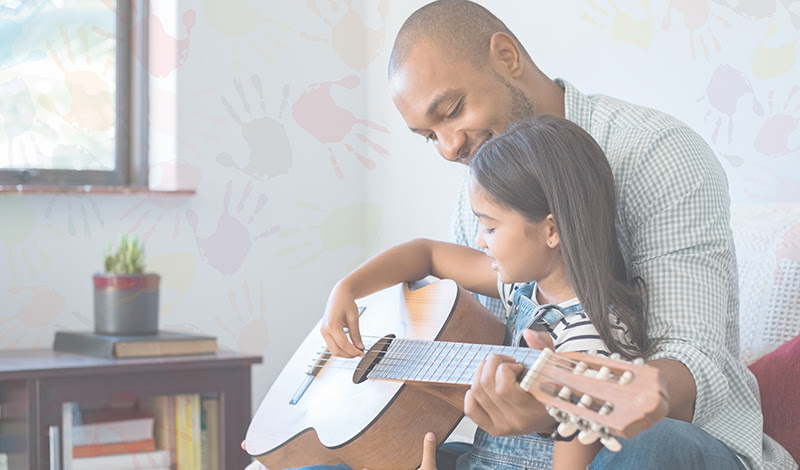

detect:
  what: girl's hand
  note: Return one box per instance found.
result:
[320,282,366,358]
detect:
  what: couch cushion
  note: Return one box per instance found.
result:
[731,203,800,365]
[748,333,800,465]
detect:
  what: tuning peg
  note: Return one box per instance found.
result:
[557,422,578,437]
[578,429,600,445]
[619,370,634,385]
[601,435,622,451]
[596,365,611,381]
[600,428,622,452]
[633,357,644,365]
[609,352,621,361]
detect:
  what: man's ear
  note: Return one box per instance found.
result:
[489,32,523,79]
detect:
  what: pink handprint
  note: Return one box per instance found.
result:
[662,0,729,61]
[292,75,390,179]
[754,85,800,158]
[186,180,279,275]
[700,64,764,145]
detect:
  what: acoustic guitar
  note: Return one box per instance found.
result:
[245,279,668,470]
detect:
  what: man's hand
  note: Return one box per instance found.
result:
[417,432,438,470]
[464,332,556,436]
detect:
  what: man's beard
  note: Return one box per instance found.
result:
[496,72,536,125]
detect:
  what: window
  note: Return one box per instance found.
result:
[0,0,146,187]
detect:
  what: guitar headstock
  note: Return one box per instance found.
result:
[519,349,669,451]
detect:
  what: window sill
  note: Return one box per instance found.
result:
[0,185,196,195]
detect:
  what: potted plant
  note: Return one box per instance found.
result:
[93,234,160,335]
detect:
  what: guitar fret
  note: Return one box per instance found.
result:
[426,343,453,382]
[398,340,416,380]
[454,344,480,384]
[437,343,459,383]
[444,342,466,383]
[421,342,447,382]
[390,339,412,380]
[432,342,455,383]
[413,341,437,382]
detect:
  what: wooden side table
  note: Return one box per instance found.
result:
[0,349,262,470]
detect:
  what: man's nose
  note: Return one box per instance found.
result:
[436,130,466,163]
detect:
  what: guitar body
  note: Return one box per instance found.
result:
[246,279,506,470]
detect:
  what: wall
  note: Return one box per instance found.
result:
[1,0,798,427]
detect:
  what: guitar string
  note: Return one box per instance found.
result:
[308,348,588,375]
[309,336,588,370]
[305,357,606,380]
[305,350,620,384]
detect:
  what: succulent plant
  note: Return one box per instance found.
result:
[103,234,146,274]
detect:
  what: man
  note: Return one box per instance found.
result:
[380,1,795,469]
[298,1,794,469]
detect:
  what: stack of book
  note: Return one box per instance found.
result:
[141,394,221,470]
[71,405,170,470]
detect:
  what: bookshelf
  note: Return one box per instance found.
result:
[0,349,261,470]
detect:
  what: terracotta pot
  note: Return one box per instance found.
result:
[93,274,160,335]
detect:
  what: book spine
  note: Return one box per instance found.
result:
[73,438,155,458]
[174,395,190,470]
[190,395,201,469]
[200,396,220,470]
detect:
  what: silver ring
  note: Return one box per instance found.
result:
[343,327,349,334]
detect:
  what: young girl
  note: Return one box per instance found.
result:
[320,116,658,470]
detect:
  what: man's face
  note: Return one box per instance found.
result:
[390,42,534,165]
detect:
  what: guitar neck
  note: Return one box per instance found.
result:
[367,338,541,385]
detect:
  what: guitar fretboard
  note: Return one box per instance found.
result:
[367,338,541,385]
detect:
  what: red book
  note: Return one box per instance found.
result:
[73,438,156,458]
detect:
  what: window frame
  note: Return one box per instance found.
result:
[0,0,148,188]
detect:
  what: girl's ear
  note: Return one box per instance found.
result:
[545,214,560,248]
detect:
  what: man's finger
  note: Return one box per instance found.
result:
[417,432,438,470]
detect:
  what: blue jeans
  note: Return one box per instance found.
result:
[291,418,747,470]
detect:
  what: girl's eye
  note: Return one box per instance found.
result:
[484,228,495,235]
[425,133,437,144]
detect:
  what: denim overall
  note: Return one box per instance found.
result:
[457,282,585,470]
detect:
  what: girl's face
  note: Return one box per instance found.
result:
[469,182,559,285]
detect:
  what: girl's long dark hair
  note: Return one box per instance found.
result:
[470,116,657,360]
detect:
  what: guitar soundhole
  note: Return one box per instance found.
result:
[352,334,396,384]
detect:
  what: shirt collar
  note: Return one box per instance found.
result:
[554,78,593,133]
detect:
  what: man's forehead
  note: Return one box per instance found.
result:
[390,45,478,100]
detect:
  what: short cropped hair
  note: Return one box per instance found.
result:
[388,0,532,77]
